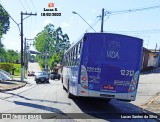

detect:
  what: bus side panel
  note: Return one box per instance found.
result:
[62,66,69,89]
[69,66,79,96]
[77,39,89,96]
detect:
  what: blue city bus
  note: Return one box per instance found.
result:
[61,33,143,102]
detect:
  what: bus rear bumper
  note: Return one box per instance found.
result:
[78,86,137,101]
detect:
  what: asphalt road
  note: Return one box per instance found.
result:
[0,62,159,122]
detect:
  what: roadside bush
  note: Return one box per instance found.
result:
[14,64,21,76]
[0,63,14,72]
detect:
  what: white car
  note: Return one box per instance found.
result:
[0,72,11,80]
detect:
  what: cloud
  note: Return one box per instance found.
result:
[69,16,75,23]
[44,19,52,26]
[91,9,97,14]
[61,22,70,27]
[31,30,38,37]
[87,20,92,24]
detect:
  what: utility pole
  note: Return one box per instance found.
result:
[45,53,47,69]
[20,12,37,81]
[101,8,105,32]
[25,38,34,70]
[24,37,26,71]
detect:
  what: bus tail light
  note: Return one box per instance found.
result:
[80,65,88,89]
[128,71,139,92]
[82,76,87,81]
[81,90,85,93]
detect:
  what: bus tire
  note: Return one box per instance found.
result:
[61,77,63,83]
[104,98,111,103]
[106,98,111,103]
[63,85,65,90]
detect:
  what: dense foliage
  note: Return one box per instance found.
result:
[0,49,20,63]
[35,24,71,69]
[0,4,10,38]
[0,63,14,72]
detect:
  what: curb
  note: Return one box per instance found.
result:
[141,92,160,121]
[141,67,160,75]
[0,81,27,92]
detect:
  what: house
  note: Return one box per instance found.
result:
[141,48,150,70]
[147,49,159,68]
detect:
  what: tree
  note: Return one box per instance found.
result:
[0,4,10,39]
[34,24,71,69]
[6,49,19,63]
[0,46,6,61]
[0,4,10,59]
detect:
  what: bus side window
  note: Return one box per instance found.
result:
[62,57,65,66]
[77,42,82,65]
[74,46,77,66]
[73,48,75,66]
[69,53,71,66]
[70,51,72,66]
[64,54,68,66]
[71,48,73,66]
[65,55,67,66]
[70,50,73,66]
[76,45,78,65]
[74,45,77,66]
[79,42,82,54]
[72,49,74,66]
[67,53,70,66]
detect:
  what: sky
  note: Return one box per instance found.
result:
[0,0,160,52]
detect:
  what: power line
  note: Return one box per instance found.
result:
[30,17,33,38]
[104,29,160,34]
[31,0,37,38]
[92,18,101,28]
[31,0,36,12]
[86,17,100,32]
[104,15,110,22]
[24,0,31,12]
[18,0,27,12]
[0,3,20,33]
[33,16,37,38]
[107,5,160,15]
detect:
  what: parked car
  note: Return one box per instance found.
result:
[35,71,49,83]
[0,69,11,77]
[28,71,35,76]
[0,73,7,81]
[50,72,61,80]
[0,72,11,80]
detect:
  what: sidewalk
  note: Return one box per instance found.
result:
[140,67,160,120]
[0,79,27,91]
[141,93,160,120]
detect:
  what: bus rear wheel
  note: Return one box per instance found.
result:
[61,77,63,83]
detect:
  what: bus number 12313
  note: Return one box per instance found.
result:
[120,70,134,76]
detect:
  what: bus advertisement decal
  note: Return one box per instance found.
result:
[89,84,94,90]
[103,85,115,90]
[114,80,130,86]
[88,76,100,83]
[87,67,101,73]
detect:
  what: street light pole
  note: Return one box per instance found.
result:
[72,11,96,32]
